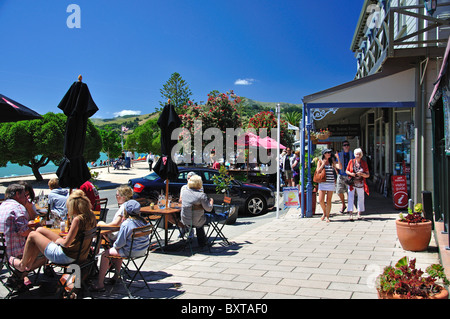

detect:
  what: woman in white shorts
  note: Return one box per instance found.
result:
[317,149,342,222]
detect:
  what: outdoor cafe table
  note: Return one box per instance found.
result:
[140,203,181,246]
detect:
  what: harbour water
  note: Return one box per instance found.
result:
[0,152,147,178]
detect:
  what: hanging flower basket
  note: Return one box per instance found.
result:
[316,131,331,140]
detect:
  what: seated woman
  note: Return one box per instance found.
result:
[91,199,150,291]
[180,175,214,247]
[97,185,133,244]
[9,190,97,272]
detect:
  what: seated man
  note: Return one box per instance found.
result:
[47,178,69,219]
[0,184,46,289]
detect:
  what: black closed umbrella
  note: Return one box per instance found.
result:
[56,75,99,189]
[0,93,43,122]
[153,101,182,203]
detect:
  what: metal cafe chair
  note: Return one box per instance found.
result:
[205,197,235,246]
[107,224,154,298]
[47,227,101,298]
[0,232,15,299]
[94,198,108,222]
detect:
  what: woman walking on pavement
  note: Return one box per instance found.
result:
[346,148,370,220]
[317,149,341,222]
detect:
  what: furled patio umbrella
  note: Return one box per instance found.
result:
[152,100,182,204]
[0,93,43,122]
[56,75,99,189]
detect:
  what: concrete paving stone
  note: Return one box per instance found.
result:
[327,282,374,294]
[202,279,250,290]
[233,274,281,285]
[250,263,295,272]
[211,288,266,299]
[263,293,306,299]
[351,292,378,299]
[278,277,330,289]
[263,270,311,280]
[308,273,360,284]
[295,287,352,299]
[191,272,237,281]
[321,262,366,271]
[245,282,300,295]
[177,284,220,295]
[222,266,265,276]
[293,266,339,275]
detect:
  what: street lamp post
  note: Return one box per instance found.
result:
[276,103,281,219]
[305,107,313,217]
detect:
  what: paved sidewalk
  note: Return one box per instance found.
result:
[0,163,445,300]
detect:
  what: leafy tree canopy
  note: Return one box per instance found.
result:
[0,112,102,180]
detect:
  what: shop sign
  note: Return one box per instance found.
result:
[392,175,408,209]
[328,124,360,137]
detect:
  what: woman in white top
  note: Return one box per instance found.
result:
[97,185,133,243]
[316,149,341,222]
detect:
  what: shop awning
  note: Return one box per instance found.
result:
[303,66,416,109]
[429,36,450,108]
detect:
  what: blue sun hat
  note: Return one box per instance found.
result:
[124,199,141,216]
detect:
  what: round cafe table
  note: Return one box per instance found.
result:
[140,203,181,247]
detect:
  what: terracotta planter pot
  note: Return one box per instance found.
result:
[378,287,449,299]
[396,219,432,252]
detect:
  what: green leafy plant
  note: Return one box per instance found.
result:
[377,256,449,298]
[398,202,428,223]
[211,165,234,195]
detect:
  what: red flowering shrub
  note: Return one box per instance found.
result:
[247,111,292,147]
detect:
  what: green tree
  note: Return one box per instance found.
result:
[99,126,122,164]
[283,111,302,126]
[159,72,193,113]
[0,112,102,181]
[124,117,161,154]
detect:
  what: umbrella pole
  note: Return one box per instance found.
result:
[165,178,169,209]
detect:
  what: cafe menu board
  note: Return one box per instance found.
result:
[283,187,300,209]
[392,175,408,209]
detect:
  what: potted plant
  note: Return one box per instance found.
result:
[212,166,237,224]
[396,203,432,251]
[376,256,449,299]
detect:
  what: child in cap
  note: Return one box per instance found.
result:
[90,200,150,291]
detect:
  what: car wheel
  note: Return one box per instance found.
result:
[245,195,266,216]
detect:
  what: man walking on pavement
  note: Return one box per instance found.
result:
[281,147,295,187]
[335,141,354,213]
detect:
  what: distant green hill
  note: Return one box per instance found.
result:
[91,98,302,131]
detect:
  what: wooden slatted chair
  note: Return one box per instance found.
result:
[47,227,101,298]
[107,224,153,298]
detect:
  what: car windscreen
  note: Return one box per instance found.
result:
[143,172,161,181]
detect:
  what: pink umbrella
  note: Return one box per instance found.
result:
[236,132,261,147]
[259,136,286,149]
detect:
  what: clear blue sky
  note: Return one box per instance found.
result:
[0,0,363,119]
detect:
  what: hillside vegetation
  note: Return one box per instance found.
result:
[92,98,302,132]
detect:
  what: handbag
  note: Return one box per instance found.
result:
[344,176,354,186]
[313,161,327,183]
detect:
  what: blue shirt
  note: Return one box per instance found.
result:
[113,218,149,257]
[338,151,355,176]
